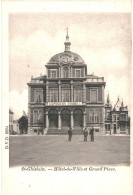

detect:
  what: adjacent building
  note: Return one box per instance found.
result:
[105,95,129,134]
[27,32,106,135]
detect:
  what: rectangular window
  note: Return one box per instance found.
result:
[75,69,81,77]
[48,69,57,78]
[74,89,82,102]
[48,70,51,78]
[61,89,70,102]
[49,89,58,102]
[105,124,110,131]
[94,116,99,123]
[90,89,97,102]
[51,70,57,78]
[108,124,110,130]
[98,87,102,101]
[113,124,116,130]
[117,115,119,120]
[81,68,84,77]
[35,90,43,102]
[112,115,116,122]
[95,129,99,132]
[89,115,93,123]
[34,129,37,132]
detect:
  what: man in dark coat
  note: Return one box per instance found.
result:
[83,128,88,142]
[68,128,72,141]
[90,127,94,142]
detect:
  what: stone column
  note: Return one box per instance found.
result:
[45,110,49,130]
[71,110,74,130]
[58,110,61,130]
[46,81,49,102]
[70,81,73,102]
[58,80,61,102]
[83,110,86,128]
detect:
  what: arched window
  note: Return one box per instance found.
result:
[33,110,38,123]
[89,110,94,123]
[49,109,58,115]
[38,110,44,124]
[63,66,69,78]
[94,111,99,123]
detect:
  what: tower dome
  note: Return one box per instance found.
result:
[47,29,84,65]
[48,51,84,64]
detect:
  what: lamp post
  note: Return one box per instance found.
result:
[38,113,40,135]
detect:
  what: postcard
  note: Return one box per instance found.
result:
[2,0,133,194]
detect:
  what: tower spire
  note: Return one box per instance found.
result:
[64,28,71,52]
[121,99,124,107]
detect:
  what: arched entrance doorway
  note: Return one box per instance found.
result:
[73,109,83,129]
[49,109,58,129]
[61,109,70,129]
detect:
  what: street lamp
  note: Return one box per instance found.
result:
[38,113,40,135]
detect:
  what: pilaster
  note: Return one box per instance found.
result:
[45,110,49,130]
[83,110,86,128]
[71,110,74,130]
[58,110,61,130]
[83,82,86,103]
[58,80,61,102]
[46,81,49,102]
[70,80,73,102]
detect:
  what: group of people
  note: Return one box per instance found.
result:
[68,127,94,142]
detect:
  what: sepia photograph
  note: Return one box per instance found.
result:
[2,0,133,194]
[9,12,131,167]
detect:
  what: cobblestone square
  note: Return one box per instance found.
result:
[9,135,130,167]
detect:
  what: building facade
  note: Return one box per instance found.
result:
[105,96,129,134]
[27,33,106,135]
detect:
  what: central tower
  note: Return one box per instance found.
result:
[64,28,71,52]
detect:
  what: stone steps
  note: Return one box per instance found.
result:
[47,129,83,135]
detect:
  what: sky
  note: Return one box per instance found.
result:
[9,13,131,119]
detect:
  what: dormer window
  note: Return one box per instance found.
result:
[51,70,57,78]
[48,69,57,78]
[75,69,81,77]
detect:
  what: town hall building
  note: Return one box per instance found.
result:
[27,32,106,135]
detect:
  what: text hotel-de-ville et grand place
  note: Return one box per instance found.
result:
[27,32,129,135]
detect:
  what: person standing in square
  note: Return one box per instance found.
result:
[83,128,88,142]
[90,127,94,142]
[68,128,72,141]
